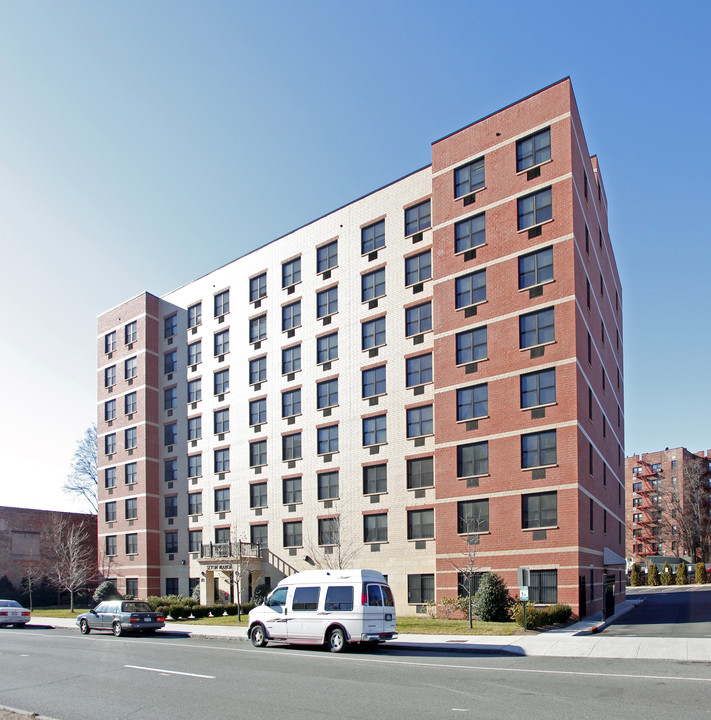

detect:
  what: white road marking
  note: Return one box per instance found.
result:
[124,665,215,679]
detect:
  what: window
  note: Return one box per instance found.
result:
[249,398,267,426]
[408,574,434,604]
[282,258,301,288]
[125,534,138,555]
[457,385,487,421]
[457,441,489,478]
[105,535,117,556]
[407,405,433,438]
[632,482,642,493]
[163,352,177,375]
[363,415,387,446]
[188,379,202,403]
[125,498,138,520]
[364,513,388,543]
[251,524,268,549]
[362,317,386,349]
[104,365,116,387]
[282,388,301,418]
[215,527,230,545]
[362,366,386,398]
[188,491,202,515]
[522,491,557,529]
[188,455,202,479]
[282,345,301,374]
[318,425,339,454]
[456,327,487,365]
[214,290,230,317]
[214,330,229,356]
[521,368,556,409]
[362,268,386,302]
[250,440,267,467]
[407,456,433,489]
[529,569,557,604]
[104,399,116,421]
[125,356,138,379]
[105,331,116,353]
[164,423,176,446]
[282,301,301,331]
[165,495,178,518]
[520,307,555,348]
[405,200,431,235]
[250,273,267,302]
[318,471,339,500]
[159,387,175,412]
[283,521,302,548]
[164,533,177,555]
[249,356,266,384]
[104,433,116,455]
[317,286,338,318]
[456,270,486,309]
[405,250,431,285]
[164,314,177,339]
[215,448,230,473]
[317,240,338,273]
[105,467,116,488]
[455,213,486,253]
[458,499,489,534]
[282,433,302,461]
[126,462,138,484]
[521,430,557,468]
[214,408,229,434]
[125,321,137,345]
[406,353,432,387]
[317,378,339,408]
[188,302,202,328]
[214,487,230,512]
[519,247,553,289]
[363,464,387,495]
[188,416,202,441]
[249,315,267,343]
[362,219,385,254]
[124,427,137,450]
[516,127,551,171]
[518,187,553,230]
[250,482,267,509]
[188,340,202,365]
[105,501,116,522]
[215,369,230,395]
[317,332,338,363]
[454,158,485,198]
[189,530,202,554]
[318,518,339,546]
[283,476,302,504]
[405,302,432,336]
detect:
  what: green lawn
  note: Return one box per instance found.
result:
[32,608,91,618]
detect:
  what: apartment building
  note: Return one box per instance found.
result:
[96,78,625,616]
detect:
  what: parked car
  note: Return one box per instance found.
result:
[0,599,31,627]
[248,568,397,652]
[76,600,165,636]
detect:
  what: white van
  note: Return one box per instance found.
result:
[248,569,397,652]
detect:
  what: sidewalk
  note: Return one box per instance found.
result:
[31,600,711,662]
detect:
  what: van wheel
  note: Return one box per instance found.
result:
[327,627,346,653]
[79,619,91,635]
[250,624,267,648]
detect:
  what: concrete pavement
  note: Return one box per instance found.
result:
[29,598,711,662]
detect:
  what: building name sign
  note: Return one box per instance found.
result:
[206,564,234,571]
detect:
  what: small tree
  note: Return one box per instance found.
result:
[93,580,122,604]
[648,563,660,586]
[20,560,47,611]
[660,562,673,585]
[695,562,707,584]
[675,562,688,585]
[63,424,98,513]
[629,563,643,586]
[471,573,512,622]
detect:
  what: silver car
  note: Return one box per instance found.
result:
[0,599,31,627]
[76,600,165,636]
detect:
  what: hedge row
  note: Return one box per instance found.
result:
[512,602,573,628]
[155,602,256,620]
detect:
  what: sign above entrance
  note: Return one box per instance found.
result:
[206,564,233,571]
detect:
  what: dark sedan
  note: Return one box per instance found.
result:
[77,600,165,636]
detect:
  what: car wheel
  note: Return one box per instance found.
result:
[327,627,346,653]
[250,624,267,648]
[112,622,124,637]
[79,620,91,635]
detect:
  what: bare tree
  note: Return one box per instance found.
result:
[304,511,361,571]
[20,559,47,611]
[450,511,488,628]
[46,515,96,612]
[63,424,98,513]
[229,529,260,621]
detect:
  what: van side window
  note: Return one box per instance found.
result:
[292,586,320,611]
[324,586,354,611]
[268,587,288,607]
[381,585,395,607]
[366,584,383,606]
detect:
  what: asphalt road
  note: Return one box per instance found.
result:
[1,626,710,720]
[605,585,711,637]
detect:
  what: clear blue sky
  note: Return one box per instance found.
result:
[1,1,708,513]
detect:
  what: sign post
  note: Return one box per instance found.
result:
[519,586,529,630]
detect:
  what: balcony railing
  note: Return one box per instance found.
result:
[200,541,262,560]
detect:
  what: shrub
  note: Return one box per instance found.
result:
[224,603,240,616]
[456,596,472,620]
[471,573,512,622]
[252,583,270,606]
[512,602,542,628]
[546,603,573,624]
[676,562,688,585]
[438,596,457,619]
[156,605,170,617]
[695,562,707,584]
[169,605,185,620]
[648,563,660,586]
[184,597,198,607]
[93,580,122,604]
[660,563,673,585]
[240,601,255,614]
[146,596,162,610]
[209,604,225,617]
[629,563,643,586]
[190,605,209,619]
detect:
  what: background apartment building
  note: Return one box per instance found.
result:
[96,78,625,616]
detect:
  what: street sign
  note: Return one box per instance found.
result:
[519,586,529,602]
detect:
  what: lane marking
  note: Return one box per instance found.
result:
[124,665,215,679]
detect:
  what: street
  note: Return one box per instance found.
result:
[1,627,710,720]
